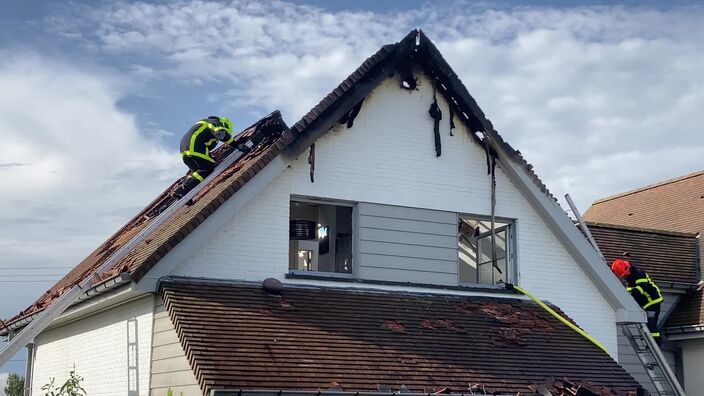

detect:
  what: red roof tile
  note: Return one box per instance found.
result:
[162,279,642,396]
[587,222,699,285]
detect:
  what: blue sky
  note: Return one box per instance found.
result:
[2,0,704,383]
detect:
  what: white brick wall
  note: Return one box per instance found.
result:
[173,73,618,356]
[31,296,154,396]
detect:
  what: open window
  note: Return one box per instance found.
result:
[458,216,513,286]
[289,199,354,275]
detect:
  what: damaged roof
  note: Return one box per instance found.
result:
[162,279,641,396]
[587,222,699,285]
[4,29,558,332]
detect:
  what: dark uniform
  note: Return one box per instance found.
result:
[625,266,664,343]
[173,116,234,199]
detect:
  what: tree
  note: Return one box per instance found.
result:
[4,373,24,396]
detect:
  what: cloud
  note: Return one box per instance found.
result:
[51,1,704,211]
[0,52,180,318]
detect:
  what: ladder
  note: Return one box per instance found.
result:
[564,194,685,396]
[126,318,139,396]
[621,323,686,396]
[0,113,287,367]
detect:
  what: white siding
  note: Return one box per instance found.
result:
[31,296,154,396]
[150,297,201,396]
[172,73,618,356]
[682,338,704,396]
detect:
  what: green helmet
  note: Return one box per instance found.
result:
[219,117,233,133]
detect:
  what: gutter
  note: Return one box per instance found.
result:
[212,390,542,396]
[0,273,132,338]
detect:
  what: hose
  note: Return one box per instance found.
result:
[511,284,609,355]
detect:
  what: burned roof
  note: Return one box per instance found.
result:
[2,112,289,330]
[584,170,704,235]
[162,279,641,396]
[587,222,699,285]
[666,289,704,329]
[4,29,559,332]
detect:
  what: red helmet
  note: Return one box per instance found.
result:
[611,259,632,278]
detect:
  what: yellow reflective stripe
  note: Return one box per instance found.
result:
[225,136,234,145]
[205,138,218,146]
[191,172,205,182]
[180,151,215,162]
[651,332,661,337]
[189,122,209,153]
[635,278,649,284]
[642,296,664,309]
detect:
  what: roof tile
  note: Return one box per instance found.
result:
[162,279,641,396]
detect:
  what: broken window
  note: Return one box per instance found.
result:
[458,216,513,286]
[289,199,354,275]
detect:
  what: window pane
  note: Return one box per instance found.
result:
[458,217,512,286]
[290,200,353,274]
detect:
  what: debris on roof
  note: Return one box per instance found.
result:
[161,278,642,396]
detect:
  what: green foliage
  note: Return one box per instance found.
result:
[41,366,86,396]
[4,373,25,396]
[167,388,174,396]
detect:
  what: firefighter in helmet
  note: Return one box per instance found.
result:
[611,257,664,345]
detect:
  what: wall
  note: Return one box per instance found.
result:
[150,297,201,396]
[172,72,618,356]
[31,296,153,396]
[357,202,458,285]
[681,338,704,396]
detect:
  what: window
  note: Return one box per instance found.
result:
[289,199,353,275]
[458,216,513,286]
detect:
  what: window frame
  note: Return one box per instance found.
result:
[457,213,518,287]
[288,195,358,279]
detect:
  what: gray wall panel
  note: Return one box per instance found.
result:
[357,203,458,285]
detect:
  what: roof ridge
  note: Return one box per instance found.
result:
[586,221,700,238]
[592,169,704,205]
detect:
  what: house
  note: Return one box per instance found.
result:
[1,30,646,396]
[584,172,704,395]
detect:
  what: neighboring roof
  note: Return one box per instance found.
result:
[584,170,704,235]
[587,222,699,285]
[161,279,642,396]
[666,289,704,328]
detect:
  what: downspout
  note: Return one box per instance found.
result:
[24,343,34,396]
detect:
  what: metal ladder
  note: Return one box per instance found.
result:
[621,323,685,396]
[126,318,139,396]
[0,113,286,366]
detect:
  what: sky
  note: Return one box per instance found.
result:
[2,0,704,380]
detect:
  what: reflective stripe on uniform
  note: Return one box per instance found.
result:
[628,274,663,309]
[181,150,215,162]
[191,171,205,182]
[651,332,661,337]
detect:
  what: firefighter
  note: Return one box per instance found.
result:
[173,116,235,199]
[611,258,664,345]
